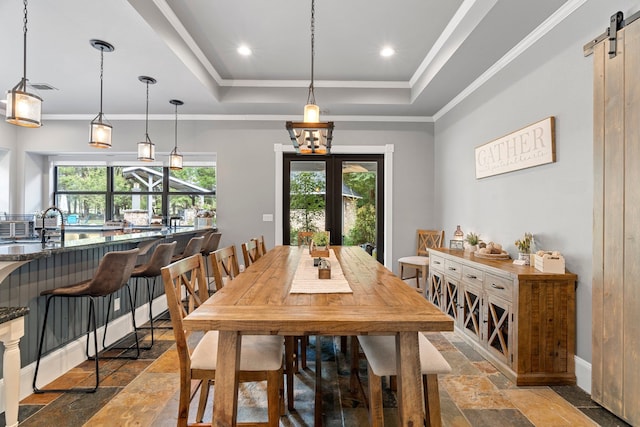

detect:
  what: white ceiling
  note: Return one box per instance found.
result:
[0,0,572,121]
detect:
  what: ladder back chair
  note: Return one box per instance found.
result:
[297,231,314,247]
[210,245,241,291]
[398,229,444,295]
[162,253,285,426]
[241,238,262,267]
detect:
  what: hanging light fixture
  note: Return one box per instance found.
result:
[88,39,114,148]
[137,76,156,161]
[169,99,184,170]
[5,0,42,128]
[285,0,334,155]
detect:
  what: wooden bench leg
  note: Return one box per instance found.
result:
[367,362,385,427]
[423,373,442,427]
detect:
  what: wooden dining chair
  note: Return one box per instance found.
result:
[297,231,314,247]
[398,229,444,294]
[241,238,262,267]
[256,235,268,256]
[357,334,451,427]
[161,253,284,426]
[210,245,241,291]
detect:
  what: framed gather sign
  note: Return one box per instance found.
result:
[475,116,556,179]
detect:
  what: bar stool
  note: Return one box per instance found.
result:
[171,235,204,262]
[32,248,140,393]
[128,241,177,347]
[200,231,222,291]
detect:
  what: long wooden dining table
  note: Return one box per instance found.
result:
[183,245,453,426]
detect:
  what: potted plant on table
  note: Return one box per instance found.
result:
[514,232,533,265]
[310,231,330,259]
[464,232,481,253]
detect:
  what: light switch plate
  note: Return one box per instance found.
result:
[262,214,273,222]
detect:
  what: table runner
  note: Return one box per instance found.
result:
[289,248,352,293]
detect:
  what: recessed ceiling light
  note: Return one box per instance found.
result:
[237,45,252,56]
[380,47,395,57]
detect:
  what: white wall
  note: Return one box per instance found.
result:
[1,118,435,270]
[434,0,639,366]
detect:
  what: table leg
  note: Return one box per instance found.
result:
[285,336,295,411]
[395,331,423,426]
[315,336,323,426]
[212,330,241,427]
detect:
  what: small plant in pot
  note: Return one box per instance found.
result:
[464,232,481,253]
[514,232,533,265]
[312,232,329,249]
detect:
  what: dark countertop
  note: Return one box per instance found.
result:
[0,227,212,261]
[0,306,30,324]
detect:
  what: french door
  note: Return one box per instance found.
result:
[283,153,384,263]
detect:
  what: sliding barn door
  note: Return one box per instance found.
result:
[592,13,640,426]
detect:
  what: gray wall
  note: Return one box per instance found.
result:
[434,0,639,365]
[1,118,435,271]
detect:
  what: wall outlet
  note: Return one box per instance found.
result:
[114,297,120,312]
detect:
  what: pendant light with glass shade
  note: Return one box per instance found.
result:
[285,0,334,155]
[88,39,114,148]
[137,76,156,161]
[5,0,42,128]
[169,99,184,170]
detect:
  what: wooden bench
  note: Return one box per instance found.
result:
[358,333,451,427]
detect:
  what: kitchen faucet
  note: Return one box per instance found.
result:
[41,206,65,244]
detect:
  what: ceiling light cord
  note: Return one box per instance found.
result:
[144,81,150,142]
[173,103,178,151]
[307,0,316,105]
[98,46,104,115]
[21,0,28,86]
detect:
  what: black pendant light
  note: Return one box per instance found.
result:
[88,39,114,148]
[137,76,156,161]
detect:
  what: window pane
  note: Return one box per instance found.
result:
[114,166,163,192]
[289,161,326,244]
[57,166,106,191]
[168,195,216,226]
[113,194,163,226]
[56,194,106,225]
[169,166,216,192]
[342,162,377,248]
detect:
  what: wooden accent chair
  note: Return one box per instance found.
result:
[256,235,268,256]
[297,231,314,247]
[241,238,262,267]
[161,253,284,426]
[398,230,444,294]
[358,334,451,427]
[210,245,241,291]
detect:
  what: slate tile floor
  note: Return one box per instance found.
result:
[10,318,631,427]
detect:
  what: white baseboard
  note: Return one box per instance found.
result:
[575,355,591,394]
[0,295,167,414]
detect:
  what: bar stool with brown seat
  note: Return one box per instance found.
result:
[32,248,140,393]
[171,235,204,262]
[128,241,177,347]
[161,253,284,426]
[200,231,222,291]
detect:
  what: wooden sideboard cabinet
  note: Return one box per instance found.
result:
[428,248,577,386]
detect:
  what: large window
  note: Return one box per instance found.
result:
[54,164,216,226]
